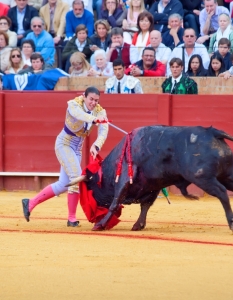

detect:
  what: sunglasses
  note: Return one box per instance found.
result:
[11,54,21,58]
[184,35,195,38]
[0,22,8,25]
[33,25,42,28]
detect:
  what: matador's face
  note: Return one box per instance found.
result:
[84,93,100,111]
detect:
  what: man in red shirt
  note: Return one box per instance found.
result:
[0,3,9,16]
[125,47,166,77]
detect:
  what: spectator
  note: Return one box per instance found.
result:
[208,13,233,53]
[149,0,184,34]
[39,0,69,45]
[139,30,171,64]
[62,24,93,72]
[1,0,16,7]
[105,58,143,93]
[18,52,53,74]
[69,51,91,76]
[0,31,11,72]
[162,13,184,49]
[65,0,94,39]
[167,28,210,75]
[162,57,198,94]
[116,0,145,32]
[214,37,232,69]
[21,39,35,66]
[197,0,229,45]
[0,3,10,16]
[88,49,113,76]
[5,47,25,74]
[179,0,202,37]
[186,54,208,76]
[106,27,138,68]
[7,0,39,46]
[93,0,102,19]
[100,0,123,29]
[0,16,17,47]
[90,20,111,52]
[131,11,154,52]
[125,46,166,76]
[25,16,55,66]
[219,63,233,78]
[43,0,94,14]
[207,53,225,75]
[29,0,43,10]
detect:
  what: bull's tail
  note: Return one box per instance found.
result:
[209,127,233,142]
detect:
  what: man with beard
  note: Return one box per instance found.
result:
[65,0,94,39]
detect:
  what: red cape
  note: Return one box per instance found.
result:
[79,155,123,230]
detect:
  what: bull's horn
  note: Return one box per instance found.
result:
[65,175,87,187]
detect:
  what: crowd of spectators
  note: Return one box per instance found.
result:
[1,0,233,91]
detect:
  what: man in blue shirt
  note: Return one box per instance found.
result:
[25,16,55,66]
[65,0,94,39]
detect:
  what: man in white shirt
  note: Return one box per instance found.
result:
[138,30,171,65]
[167,28,210,75]
[197,0,229,45]
[105,58,143,94]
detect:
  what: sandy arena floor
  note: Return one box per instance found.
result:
[0,191,233,300]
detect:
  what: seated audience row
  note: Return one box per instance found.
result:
[3,0,232,52]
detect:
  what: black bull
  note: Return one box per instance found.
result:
[76,125,233,231]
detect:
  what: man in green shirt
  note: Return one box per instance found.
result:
[162,57,198,94]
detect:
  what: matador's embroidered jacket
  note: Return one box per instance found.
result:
[161,75,198,94]
[65,95,109,150]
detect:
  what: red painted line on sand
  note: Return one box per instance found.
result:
[0,215,228,227]
[0,228,233,247]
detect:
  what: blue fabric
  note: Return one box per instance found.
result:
[16,7,26,35]
[25,30,55,65]
[3,69,69,91]
[65,9,94,38]
[162,27,184,50]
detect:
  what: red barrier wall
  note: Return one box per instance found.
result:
[1,91,233,194]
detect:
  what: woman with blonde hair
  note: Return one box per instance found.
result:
[208,13,233,54]
[90,20,111,52]
[5,47,25,74]
[88,49,113,77]
[69,52,91,77]
[116,0,145,32]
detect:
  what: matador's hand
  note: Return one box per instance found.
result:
[90,144,99,159]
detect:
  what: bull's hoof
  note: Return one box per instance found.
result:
[92,223,105,231]
[131,222,145,231]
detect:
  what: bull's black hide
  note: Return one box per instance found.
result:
[85,125,233,231]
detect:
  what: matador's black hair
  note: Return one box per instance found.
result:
[85,86,100,97]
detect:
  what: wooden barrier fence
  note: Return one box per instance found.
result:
[0,91,233,196]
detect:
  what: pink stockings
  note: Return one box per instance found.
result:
[67,192,80,222]
[29,185,55,212]
[28,185,79,222]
